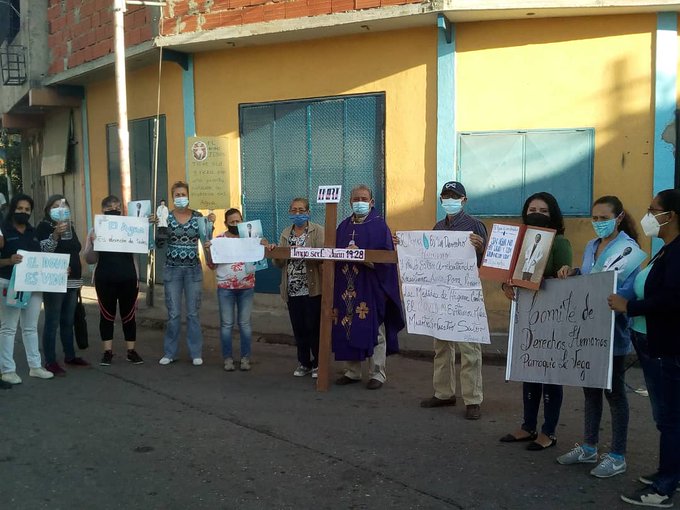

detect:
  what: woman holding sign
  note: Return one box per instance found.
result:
[500,192,572,450]
[37,195,89,376]
[556,196,641,478]
[159,182,207,367]
[0,194,54,384]
[609,189,680,507]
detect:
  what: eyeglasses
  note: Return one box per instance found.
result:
[647,207,668,214]
[289,209,308,214]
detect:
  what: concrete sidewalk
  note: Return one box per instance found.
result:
[80,283,511,362]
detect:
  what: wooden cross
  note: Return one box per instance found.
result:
[265,202,398,391]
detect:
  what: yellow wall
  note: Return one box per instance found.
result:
[86,63,185,209]
[457,14,656,317]
[192,27,438,231]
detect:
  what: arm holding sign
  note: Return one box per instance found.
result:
[82,229,99,264]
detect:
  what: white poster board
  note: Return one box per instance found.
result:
[210,237,264,263]
[396,231,490,343]
[93,215,149,254]
[506,272,616,389]
[13,250,70,292]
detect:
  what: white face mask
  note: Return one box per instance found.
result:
[640,211,670,238]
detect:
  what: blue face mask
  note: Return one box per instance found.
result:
[290,214,310,227]
[441,198,463,215]
[50,207,70,222]
[352,202,371,216]
[174,197,189,208]
[592,218,617,239]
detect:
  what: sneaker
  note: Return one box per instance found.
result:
[65,357,89,366]
[1,372,22,385]
[591,453,627,478]
[557,444,598,465]
[192,358,203,366]
[159,357,174,365]
[45,362,67,377]
[239,358,251,371]
[621,486,673,508]
[126,350,144,364]
[29,367,55,379]
[0,379,11,390]
[293,365,312,377]
[100,351,113,366]
[224,358,235,372]
[312,368,319,379]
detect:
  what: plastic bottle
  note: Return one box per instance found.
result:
[60,198,73,240]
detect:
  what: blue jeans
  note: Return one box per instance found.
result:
[42,288,79,364]
[217,287,254,359]
[163,265,203,359]
[522,382,563,437]
[632,331,662,425]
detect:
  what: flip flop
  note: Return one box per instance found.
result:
[499,431,538,443]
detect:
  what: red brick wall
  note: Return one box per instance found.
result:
[47,0,154,75]
[160,0,422,36]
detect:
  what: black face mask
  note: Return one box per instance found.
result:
[14,212,30,225]
[525,212,552,228]
[104,210,122,216]
[227,225,239,235]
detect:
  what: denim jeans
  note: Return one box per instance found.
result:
[583,355,629,454]
[654,355,680,496]
[632,331,662,425]
[522,382,563,437]
[0,283,43,373]
[163,265,203,359]
[217,287,254,359]
[43,288,79,364]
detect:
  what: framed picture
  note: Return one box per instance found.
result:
[510,226,556,290]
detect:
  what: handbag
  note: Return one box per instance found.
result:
[73,289,89,350]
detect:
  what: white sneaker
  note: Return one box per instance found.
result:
[1,372,22,384]
[312,368,319,379]
[224,358,235,372]
[239,357,251,371]
[293,364,312,377]
[159,357,174,365]
[29,367,54,379]
[192,358,203,366]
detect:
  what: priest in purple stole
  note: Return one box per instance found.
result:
[332,185,404,390]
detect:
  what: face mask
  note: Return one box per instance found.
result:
[174,197,189,208]
[14,212,30,225]
[289,214,310,227]
[441,198,463,215]
[227,225,239,235]
[525,213,552,228]
[352,202,370,216]
[591,217,617,239]
[50,207,70,222]
[104,210,121,216]
[640,211,670,238]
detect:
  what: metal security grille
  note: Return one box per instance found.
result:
[240,93,386,293]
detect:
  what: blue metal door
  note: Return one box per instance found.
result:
[240,94,385,293]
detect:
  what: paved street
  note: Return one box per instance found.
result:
[0,301,659,510]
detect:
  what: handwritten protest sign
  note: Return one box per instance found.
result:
[396,231,490,343]
[210,237,264,264]
[93,215,149,254]
[187,137,229,210]
[482,223,521,271]
[13,250,69,292]
[506,272,616,389]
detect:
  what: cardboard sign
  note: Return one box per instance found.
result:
[12,250,70,293]
[187,136,229,210]
[506,272,616,389]
[396,231,490,344]
[316,185,342,204]
[93,215,150,254]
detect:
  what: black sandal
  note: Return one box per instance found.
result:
[526,436,557,451]
[499,431,538,443]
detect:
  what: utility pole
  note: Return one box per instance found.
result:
[113,0,132,211]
